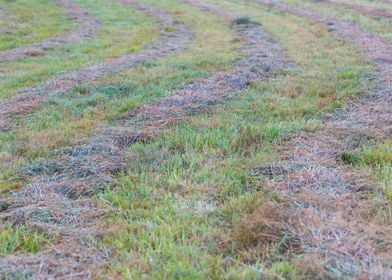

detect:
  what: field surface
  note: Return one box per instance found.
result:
[0,0,391,279]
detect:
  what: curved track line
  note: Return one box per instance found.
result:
[0,0,193,132]
[0,0,101,63]
[0,1,288,277]
[249,0,391,278]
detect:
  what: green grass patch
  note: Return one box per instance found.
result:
[342,140,392,200]
[0,223,46,254]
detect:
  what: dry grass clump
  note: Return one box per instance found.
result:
[219,195,332,278]
[252,162,314,177]
[231,16,260,27]
[0,96,41,131]
[22,48,44,57]
[248,132,391,278]
[251,160,358,196]
[232,199,301,252]
[245,182,391,278]
[0,242,108,279]
[24,143,133,191]
[0,184,108,238]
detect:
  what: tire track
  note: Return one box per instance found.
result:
[0,0,193,132]
[248,0,392,278]
[0,0,101,63]
[0,1,288,277]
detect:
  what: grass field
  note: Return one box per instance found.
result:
[0,0,391,279]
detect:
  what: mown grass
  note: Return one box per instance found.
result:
[89,1,373,277]
[0,223,46,255]
[0,0,158,99]
[0,0,238,191]
[0,0,74,51]
[1,0,389,277]
[280,0,392,41]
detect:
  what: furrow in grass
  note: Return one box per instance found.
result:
[0,0,101,63]
[0,0,193,132]
[0,0,288,277]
